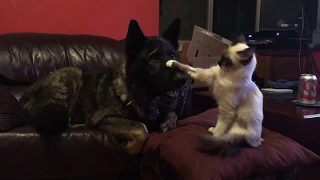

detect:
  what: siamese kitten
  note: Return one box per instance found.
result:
[166,35,264,156]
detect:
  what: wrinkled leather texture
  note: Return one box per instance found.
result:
[0,33,125,85]
[0,126,140,179]
[0,33,193,179]
[2,86,29,100]
[0,87,27,132]
[0,33,140,179]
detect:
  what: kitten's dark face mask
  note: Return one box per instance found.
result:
[218,56,233,68]
[218,33,255,69]
[218,47,255,69]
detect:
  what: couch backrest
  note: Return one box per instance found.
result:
[0,33,126,85]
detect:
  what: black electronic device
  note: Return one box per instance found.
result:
[243,30,309,49]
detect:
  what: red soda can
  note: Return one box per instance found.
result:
[297,74,318,104]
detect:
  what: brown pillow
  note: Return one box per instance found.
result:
[0,87,28,132]
[143,108,320,179]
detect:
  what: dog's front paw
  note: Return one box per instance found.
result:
[123,124,149,155]
[160,111,177,133]
[160,122,176,133]
[52,87,68,100]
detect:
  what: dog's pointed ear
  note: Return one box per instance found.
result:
[232,34,246,46]
[125,19,147,52]
[162,18,181,49]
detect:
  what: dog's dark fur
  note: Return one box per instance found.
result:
[20,19,188,155]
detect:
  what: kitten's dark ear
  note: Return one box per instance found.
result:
[125,19,147,53]
[232,34,246,46]
[237,47,255,60]
[162,18,181,49]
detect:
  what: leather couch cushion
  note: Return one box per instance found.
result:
[3,86,29,101]
[0,87,28,132]
[143,108,320,180]
[0,33,125,85]
[0,125,140,179]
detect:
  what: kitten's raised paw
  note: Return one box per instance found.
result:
[166,60,176,68]
[208,127,215,134]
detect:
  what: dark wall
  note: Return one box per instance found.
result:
[159,0,318,41]
[212,0,318,40]
[212,0,256,39]
[159,0,208,40]
[301,0,318,40]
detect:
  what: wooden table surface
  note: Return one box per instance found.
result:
[263,92,320,154]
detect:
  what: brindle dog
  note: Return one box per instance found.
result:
[20,19,189,155]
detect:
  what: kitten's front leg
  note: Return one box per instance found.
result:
[208,127,215,134]
[166,60,215,85]
[166,60,190,73]
[211,110,236,137]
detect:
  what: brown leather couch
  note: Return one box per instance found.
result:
[0,33,193,179]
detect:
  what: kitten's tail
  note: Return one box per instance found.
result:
[198,134,246,156]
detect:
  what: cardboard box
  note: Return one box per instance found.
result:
[179,42,190,65]
[187,25,231,64]
[186,25,232,89]
[192,57,220,88]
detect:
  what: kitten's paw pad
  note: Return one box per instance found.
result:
[249,141,263,148]
[208,127,223,136]
[254,142,263,148]
[166,60,176,68]
[208,127,215,133]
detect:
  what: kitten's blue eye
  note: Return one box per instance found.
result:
[171,54,176,59]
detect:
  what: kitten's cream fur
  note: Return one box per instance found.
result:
[167,40,264,154]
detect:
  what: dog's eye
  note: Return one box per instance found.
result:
[149,54,158,62]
